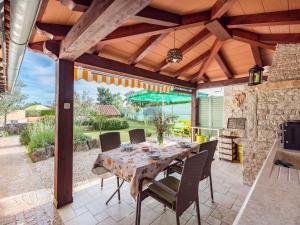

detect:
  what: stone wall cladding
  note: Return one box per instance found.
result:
[267,44,300,82]
[223,44,300,185]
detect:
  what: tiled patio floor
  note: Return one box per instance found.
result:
[59,154,250,225]
[0,136,251,225]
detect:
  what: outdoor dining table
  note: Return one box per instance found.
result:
[93,140,199,200]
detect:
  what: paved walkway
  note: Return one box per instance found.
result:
[0,136,63,225]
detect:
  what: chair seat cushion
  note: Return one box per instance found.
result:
[148,176,180,204]
[169,164,183,174]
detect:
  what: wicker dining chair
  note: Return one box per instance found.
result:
[135,151,208,225]
[99,132,122,203]
[129,128,146,144]
[167,140,218,202]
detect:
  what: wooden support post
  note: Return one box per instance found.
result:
[191,89,199,142]
[54,59,74,208]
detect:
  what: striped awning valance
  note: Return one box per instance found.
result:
[74,67,172,93]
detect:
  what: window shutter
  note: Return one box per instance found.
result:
[199,97,209,127]
[211,96,224,128]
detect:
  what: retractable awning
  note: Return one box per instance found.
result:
[74,67,173,93]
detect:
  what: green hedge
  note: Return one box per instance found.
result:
[92,118,129,130]
[40,109,55,116]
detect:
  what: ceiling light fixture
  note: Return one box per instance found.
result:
[166,31,183,63]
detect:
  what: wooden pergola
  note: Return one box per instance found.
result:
[4,0,300,208]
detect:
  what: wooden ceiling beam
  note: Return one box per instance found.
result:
[231,29,276,50]
[128,33,168,65]
[59,0,152,60]
[133,6,181,26]
[226,9,300,28]
[250,45,263,67]
[29,41,60,60]
[214,52,233,78]
[60,1,180,26]
[35,22,70,40]
[211,0,237,19]
[258,33,300,44]
[205,19,231,41]
[60,0,91,12]
[154,29,211,72]
[191,40,224,82]
[197,76,268,89]
[103,11,211,44]
[75,53,197,89]
[174,50,210,78]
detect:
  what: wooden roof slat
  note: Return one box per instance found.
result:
[75,53,197,89]
[191,39,224,82]
[154,28,211,72]
[214,52,233,78]
[231,29,276,50]
[133,6,181,26]
[205,19,231,41]
[211,0,237,19]
[226,9,300,28]
[250,45,263,67]
[128,33,168,65]
[59,0,152,60]
[174,50,210,78]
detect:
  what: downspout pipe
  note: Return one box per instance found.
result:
[7,0,41,91]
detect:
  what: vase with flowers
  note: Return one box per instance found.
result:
[152,111,173,145]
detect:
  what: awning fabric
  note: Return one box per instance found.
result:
[74,67,172,93]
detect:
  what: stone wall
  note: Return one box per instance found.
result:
[223,44,300,185]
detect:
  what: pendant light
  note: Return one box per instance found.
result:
[166,31,183,63]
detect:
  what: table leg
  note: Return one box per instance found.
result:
[105,177,124,205]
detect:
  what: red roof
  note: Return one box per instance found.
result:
[95,105,121,117]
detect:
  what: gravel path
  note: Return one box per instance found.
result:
[32,148,108,189]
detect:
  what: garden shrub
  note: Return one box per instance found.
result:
[145,130,153,137]
[73,127,91,145]
[40,109,55,116]
[20,127,30,145]
[101,118,129,130]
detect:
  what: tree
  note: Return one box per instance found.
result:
[96,87,124,110]
[0,82,27,129]
[74,91,96,126]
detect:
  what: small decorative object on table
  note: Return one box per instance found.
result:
[122,144,134,152]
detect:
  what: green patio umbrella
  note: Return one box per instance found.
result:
[127,90,207,104]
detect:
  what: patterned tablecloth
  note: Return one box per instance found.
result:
[93,140,199,197]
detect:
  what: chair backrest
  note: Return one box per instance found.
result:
[99,132,121,152]
[199,140,218,178]
[129,129,146,144]
[176,150,208,215]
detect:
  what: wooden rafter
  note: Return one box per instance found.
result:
[133,6,181,26]
[173,50,210,78]
[75,53,197,89]
[211,0,237,19]
[205,19,231,41]
[154,29,211,72]
[214,52,233,78]
[226,9,300,28]
[59,0,152,60]
[258,33,300,44]
[36,22,70,40]
[128,33,168,65]
[190,40,224,82]
[231,29,276,50]
[60,0,91,12]
[250,45,263,67]
[197,76,268,89]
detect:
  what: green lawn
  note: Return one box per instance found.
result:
[84,120,155,143]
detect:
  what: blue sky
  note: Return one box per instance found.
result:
[19,50,137,104]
